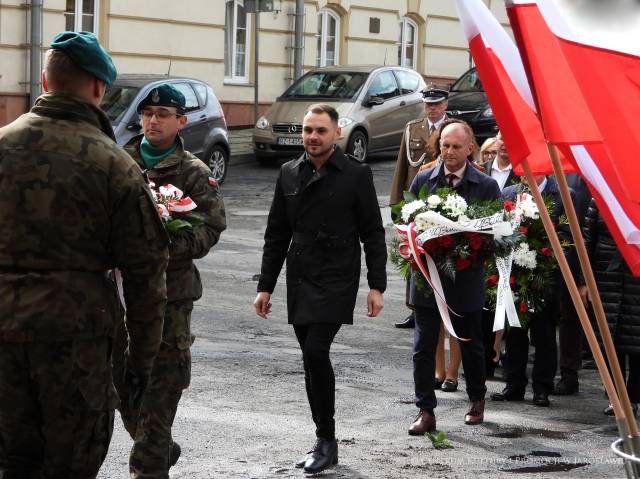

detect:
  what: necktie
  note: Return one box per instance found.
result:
[429,124,436,135]
[447,173,456,187]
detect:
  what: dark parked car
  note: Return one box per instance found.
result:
[446,67,499,145]
[101,74,230,183]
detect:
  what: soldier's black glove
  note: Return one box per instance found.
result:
[123,367,148,411]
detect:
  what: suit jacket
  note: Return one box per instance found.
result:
[409,161,501,312]
[258,147,387,325]
[482,159,518,191]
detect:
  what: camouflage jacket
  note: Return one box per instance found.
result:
[0,92,169,374]
[125,135,226,303]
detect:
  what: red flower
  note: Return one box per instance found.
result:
[503,200,515,212]
[468,233,483,251]
[509,276,516,288]
[439,235,454,248]
[519,301,529,313]
[487,274,498,287]
[519,226,528,235]
[540,247,553,257]
[455,257,471,271]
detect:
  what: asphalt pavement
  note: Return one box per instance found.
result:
[99,154,628,479]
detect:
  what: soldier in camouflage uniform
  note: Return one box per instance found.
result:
[0,32,169,478]
[112,83,227,479]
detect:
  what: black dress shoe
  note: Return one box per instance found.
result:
[441,379,458,392]
[532,392,550,407]
[169,441,181,468]
[303,438,338,474]
[395,314,415,329]
[552,378,579,396]
[491,388,525,401]
[434,378,444,390]
[295,439,320,468]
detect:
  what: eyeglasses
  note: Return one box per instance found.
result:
[140,109,182,120]
[483,151,498,158]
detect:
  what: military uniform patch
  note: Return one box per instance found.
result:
[151,89,160,103]
[208,177,217,187]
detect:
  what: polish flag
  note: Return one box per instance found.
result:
[505,0,640,274]
[455,0,575,176]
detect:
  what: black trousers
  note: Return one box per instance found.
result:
[503,307,558,395]
[414,307,486,412]
[294,324,342,440]
[558,287,583,382]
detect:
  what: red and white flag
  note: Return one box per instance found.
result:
[505,0,640,275]
[455,0,575,176]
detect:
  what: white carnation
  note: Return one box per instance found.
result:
[513,242,537,270]
[443,194,468,218]
[518,196,539,219]
[427,194,442,208]
[401,199,426,223]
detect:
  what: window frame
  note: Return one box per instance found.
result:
[316,9,340,68]
[64,0,100,33]
[224,0,252,84]
[398,17,418,70]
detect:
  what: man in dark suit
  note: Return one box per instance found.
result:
[254,104,387,474]
[555,174,592,395]
[482,131,518,192]
[407,120,500,434]
[492,175,574,407]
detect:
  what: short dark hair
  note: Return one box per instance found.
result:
[306,103,339,125]
[44,48,93,92]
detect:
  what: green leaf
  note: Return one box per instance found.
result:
[403,191,418,203]
[418,183,429,200]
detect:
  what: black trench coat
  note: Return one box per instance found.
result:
[258,147,387,325]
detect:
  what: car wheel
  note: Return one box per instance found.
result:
[347,130,368,162]
[207,145,229,184]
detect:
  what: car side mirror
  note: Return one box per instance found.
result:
[364,95,385,107]
[126,121,141,132]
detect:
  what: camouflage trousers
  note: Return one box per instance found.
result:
[0,337,117,479]
[113,300,194,479]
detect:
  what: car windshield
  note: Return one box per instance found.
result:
[101,86,140,123]
[281,72,367,100]
[450,69,484,93]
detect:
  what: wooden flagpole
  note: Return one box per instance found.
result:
[546,144,640,439]
[518,158,631,437]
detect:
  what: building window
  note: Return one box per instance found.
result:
[398,18,418,69]
[316,10,339,67]
[224,0,251,83]
[64,0,98,33]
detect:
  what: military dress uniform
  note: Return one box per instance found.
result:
[0,32,169,478]
[389,118,436,205]
[113,131,226,478]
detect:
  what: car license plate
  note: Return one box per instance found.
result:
[276,137,303,146]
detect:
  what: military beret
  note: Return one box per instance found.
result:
[422,88,449,103]
[136,84,186,114]
[50,31,117,85]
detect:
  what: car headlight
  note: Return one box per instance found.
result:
[338,117,354,128]
[255,116,270,129]
[481,106,494,119]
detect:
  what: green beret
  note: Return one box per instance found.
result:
[50,31,117,85]
[136,84,186,114]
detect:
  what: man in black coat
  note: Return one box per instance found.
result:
[254,104,387,475]
[407,120,501,434]
[492,175,573,407]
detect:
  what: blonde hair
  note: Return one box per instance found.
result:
[479,136,499,164]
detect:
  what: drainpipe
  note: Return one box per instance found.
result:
[29,0,43,106]
[293,0,304,80]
